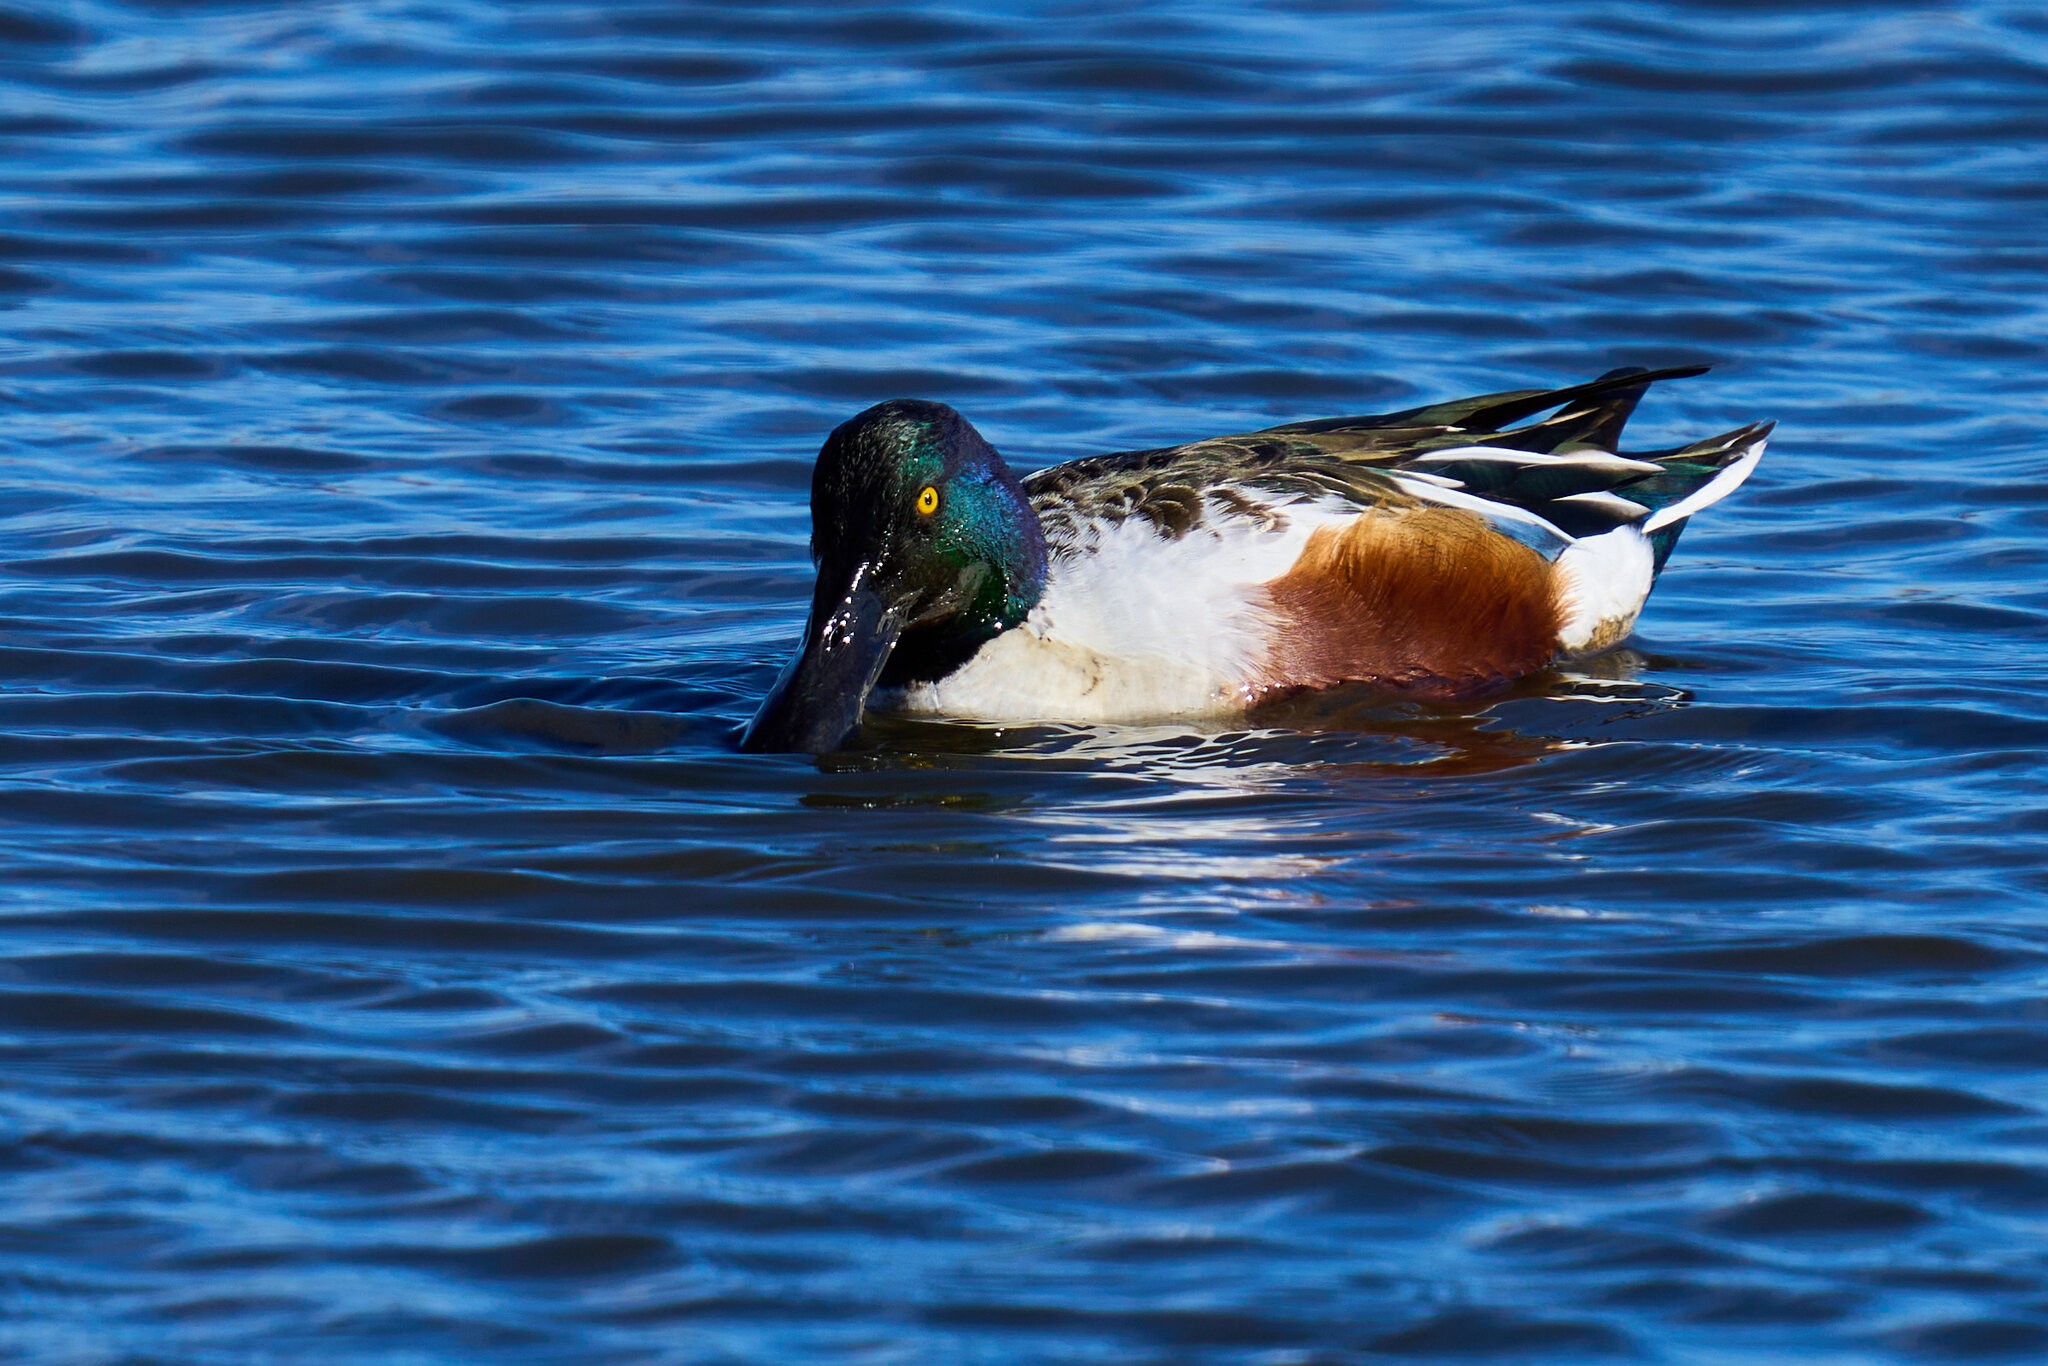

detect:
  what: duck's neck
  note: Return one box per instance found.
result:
[878,618,1008,687]
[879,508,1049,687]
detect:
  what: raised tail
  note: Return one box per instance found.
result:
[1629,420,1774,571]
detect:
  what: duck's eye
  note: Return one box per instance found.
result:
[915,485,940,516]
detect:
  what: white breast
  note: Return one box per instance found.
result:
[888,496,1353,723]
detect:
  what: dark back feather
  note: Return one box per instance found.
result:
[1022,366,1735,552]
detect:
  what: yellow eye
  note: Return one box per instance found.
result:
[916,485,940,515]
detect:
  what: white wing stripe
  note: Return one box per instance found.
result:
[1407,446,1664,475]
[1390,473,1575,557]
[1554,491,1651,519]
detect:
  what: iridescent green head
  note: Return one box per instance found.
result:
[741,400,1047,753]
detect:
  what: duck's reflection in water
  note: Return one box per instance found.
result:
[841,649,1685,900]
[863,647,1674,776]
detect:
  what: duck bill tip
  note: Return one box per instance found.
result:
[740,572,904,755]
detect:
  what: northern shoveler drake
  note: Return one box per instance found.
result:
[741,365,1770,753]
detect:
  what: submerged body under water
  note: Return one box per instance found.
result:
[4,1,2048,1362]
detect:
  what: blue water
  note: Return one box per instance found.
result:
[4,1,2047,1361]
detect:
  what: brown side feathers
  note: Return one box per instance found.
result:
[1258,506,1563,698]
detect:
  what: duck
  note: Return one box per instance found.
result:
[740,364,1769,753]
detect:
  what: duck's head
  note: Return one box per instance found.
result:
[741,400,1047,754]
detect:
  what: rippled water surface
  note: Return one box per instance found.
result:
[4,1,2048,1361]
